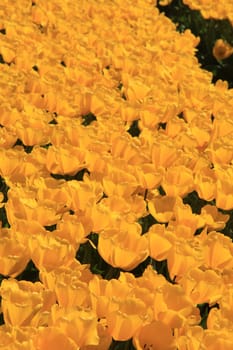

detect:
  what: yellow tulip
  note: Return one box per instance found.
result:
[0,127,17,149]
[139,109,160,129]
[0,325,37,350]
[165,115,186,138]
[125,78,151,102]
[0,228,30,277]
[63,179,97,212]
[0,45,15,63]
[133,320,175,350]
[50,305,99,348]
[6,186,61,227]
[173,201,205,233]
[87,202,117,232]
[89,275,132,318]
[98,227,149,271]
[14,119,50,146]
[103,166,138,197]
[148,196,177,223]
[33,327,77,350]
[111,134,149,165]
[135,164,164,190]
[0,149,21,177]
[40,259,93,291]
[200,204,229,231]
[203,329,233,350]
[54,271,90,308]
[101,194,146,219]
[146,224,173,261]
[162,165,194,197]
[31,4,49,27]
[152,140,179,169]
[56,212,87,249]
[174,325,204,350]
[194,167,217,202]
[216,179,233,210]
[213,39,233,61]
[106,297,147,341]
[159,0,173,5]
[203,231,233,270]
[167,236,204,281]
[28,233,75,272]
[153,283,200,328]
[0,279,55,327]
[179,268,223,305]
[120,104,139,123]
[81,319,112,350]
[46,144,87,176]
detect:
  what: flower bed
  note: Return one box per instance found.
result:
[0,0,233,349]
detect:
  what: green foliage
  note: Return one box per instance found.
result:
[76,233,120,279]
[157,0,233,87]
[109,339,136,350]
[82,112,97,126]
[16,260,40,283]
[197,303,219,329]
[127,120,141,137]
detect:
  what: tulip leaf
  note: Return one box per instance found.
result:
[197,302,219,329]
[76,233,114,278]
[0,311,4,326]
[109,339,136,350]
[138,214,157,234]
[183,191,210,214]
[13,139,33,153]
[16,260,40,283]
[82,112,97,126]
[152,259,175,283]
[127,120,141,137]
[50,168,90,181]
